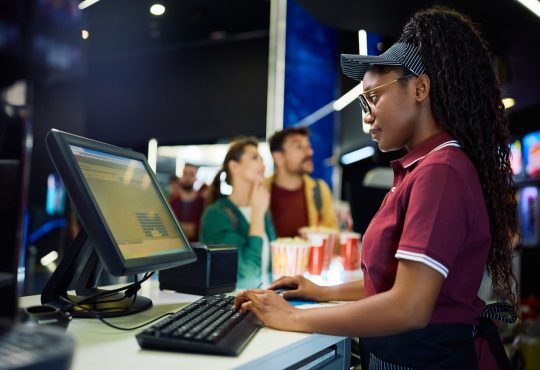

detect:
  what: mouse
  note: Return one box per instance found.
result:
[271,287,318,306]
[272,287,296,295]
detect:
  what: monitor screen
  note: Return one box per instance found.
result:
[68,145,187,261]
[510,139,523,177]
[523,131,540,178]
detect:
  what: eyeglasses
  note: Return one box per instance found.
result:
[358,75,414,115]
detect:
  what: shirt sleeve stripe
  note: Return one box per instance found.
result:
[395,250,449,278]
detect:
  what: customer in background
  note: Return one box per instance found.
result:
[168,164,205,242]
[235,7,518,369]
[265,127,337,237]
[199,138,276,289]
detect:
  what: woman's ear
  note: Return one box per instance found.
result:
[228,160,239,175]
[414,74,430,102]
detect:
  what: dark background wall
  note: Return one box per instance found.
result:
[85,36,269,149]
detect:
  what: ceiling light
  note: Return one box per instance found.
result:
[515,0,540,18]
[332,83,363,111]
[81,30,89,40]
[78,0,101,10]
[150,4,166,16]
[341,146,375,165]
[148,138,158,173]
[40,251,58,266]
[503,98,516,109]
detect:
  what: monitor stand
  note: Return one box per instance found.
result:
[41,229,152,318]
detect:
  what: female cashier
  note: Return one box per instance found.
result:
[234,7,518,369]
[199,138,276,289]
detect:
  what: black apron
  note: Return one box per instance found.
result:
[359,303,517,370]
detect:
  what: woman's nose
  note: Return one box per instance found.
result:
[363,111,374,125]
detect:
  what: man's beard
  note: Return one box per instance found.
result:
[180,183,194,191]
[297,157,313,175]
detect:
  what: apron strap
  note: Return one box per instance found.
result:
[474,302,518,370]
[475,318,512,370]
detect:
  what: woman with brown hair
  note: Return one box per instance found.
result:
[199,138,276,289]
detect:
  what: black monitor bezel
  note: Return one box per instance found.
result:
[46,129,196,276]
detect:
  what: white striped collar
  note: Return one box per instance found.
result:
[403,140,461,168]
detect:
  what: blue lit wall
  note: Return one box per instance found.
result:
[283,0,337,187]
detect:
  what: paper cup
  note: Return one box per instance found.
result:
[308,244,325,275]
[271,238,310,279]
[299,226,339,270]
[340,232,361,270]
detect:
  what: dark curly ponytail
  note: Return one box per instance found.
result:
[399,7,519,307]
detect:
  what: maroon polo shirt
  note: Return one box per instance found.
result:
[361,131,491,324]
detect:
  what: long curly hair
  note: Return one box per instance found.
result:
[399,7,519,306]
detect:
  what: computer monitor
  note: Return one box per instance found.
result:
[41,129,196,317]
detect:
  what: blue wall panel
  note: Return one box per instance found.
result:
[283,0,337,187]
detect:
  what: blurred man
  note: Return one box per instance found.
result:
[265,127,337,237]
[169,164,205,241]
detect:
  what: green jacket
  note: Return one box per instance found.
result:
[199,197,276,289]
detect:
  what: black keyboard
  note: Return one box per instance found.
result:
[0,321,74,370]
[136,294,263,356]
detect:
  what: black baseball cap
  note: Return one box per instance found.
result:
[341,42,426,81]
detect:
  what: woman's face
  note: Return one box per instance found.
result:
[362,69,419,152]
[230,145,265,184]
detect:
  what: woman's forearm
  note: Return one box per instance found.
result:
[293,290,418,337]
[249,208,265,237]
[319,280,365,302]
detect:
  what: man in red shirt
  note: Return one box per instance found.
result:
[168,164,205,241]
[265,127,337,237]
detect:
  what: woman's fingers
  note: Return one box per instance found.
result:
[233,289,269,309]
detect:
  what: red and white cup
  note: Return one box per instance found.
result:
[299,227,339,274]
[340,232,361,270]
[271,238,310,279]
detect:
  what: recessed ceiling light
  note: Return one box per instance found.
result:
[150,4,166,16]
[81,30,89,40]
[503,98,516,109]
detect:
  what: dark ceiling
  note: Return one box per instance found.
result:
[297,0,540,55]
[83,0,540,128]
[83,0,271,57]
[84,0,540,57]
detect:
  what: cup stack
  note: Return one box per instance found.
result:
[271,238,311,279]
[299,226,339,274]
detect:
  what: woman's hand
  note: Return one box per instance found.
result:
[250,180,270,214]
[268,275,326,302]
[233,289,301,331]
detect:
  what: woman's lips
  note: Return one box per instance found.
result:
[369,127,381,139]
